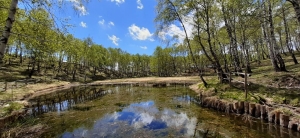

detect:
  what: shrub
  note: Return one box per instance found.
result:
[290,98,299,106]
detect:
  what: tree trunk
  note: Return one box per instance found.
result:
[221,4,241,72]
[168,0,208,87]
[277,31,287,55]
[287,0,300,24]
[282,6,298,64]
[261,0,280,71]
[19,47,22,64]
[0,0,18,64]
[267,0,287,71]
[72,65,77,81]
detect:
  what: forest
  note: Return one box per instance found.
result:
[0,0,300,83]
[1,0,300,137]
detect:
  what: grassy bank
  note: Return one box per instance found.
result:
[192,55,300,119]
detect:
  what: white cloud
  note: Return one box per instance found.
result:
[128,24,153,41]
[68,0,88,16]
[80,21,87,28]
[137,0,143,9]
[74,4,88,16]
[108,21,115,26]
[158,14,193,42]
[110,0,125,5]
[98,19,105,25]
[68,0,80,4]
[108,35,120,46]
[140,46,147,49]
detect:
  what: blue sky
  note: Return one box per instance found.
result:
[59,0,164,55]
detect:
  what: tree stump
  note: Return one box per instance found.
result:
[275,111,281,124]
[238,101,244,114]
[280,114,290,127]
[244,102,249,114]
[288,120,298,130]
[261,105,267,120]
[255,104,261,118]
[267,107,274,122]
[249,103,256,116]
[233,102,239,113]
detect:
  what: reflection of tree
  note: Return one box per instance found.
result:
[30,87,107,115]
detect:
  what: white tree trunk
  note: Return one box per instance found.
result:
[0,0,19,63]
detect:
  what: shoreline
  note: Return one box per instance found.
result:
[0,76,300,133]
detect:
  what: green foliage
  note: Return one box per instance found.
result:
[290,98,299,106]
[272,95,285,104]
[3,102,23,115]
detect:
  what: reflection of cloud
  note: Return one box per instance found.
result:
[161,109,197,136]
[132,112,154,129]
[62,101,197,137]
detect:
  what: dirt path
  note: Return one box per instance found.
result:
[90,76,200,84]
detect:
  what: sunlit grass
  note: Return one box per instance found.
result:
[197,53,300,105]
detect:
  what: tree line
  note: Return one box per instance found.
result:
[1,0,300,84]
[155,0,300,86]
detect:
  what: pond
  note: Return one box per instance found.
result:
[26,84,299,138]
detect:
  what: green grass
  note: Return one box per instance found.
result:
[1,102,23,117]
[198,53,300,105]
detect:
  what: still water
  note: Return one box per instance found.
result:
[28,84,299,138]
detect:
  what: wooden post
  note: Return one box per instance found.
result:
[245,70,248,100]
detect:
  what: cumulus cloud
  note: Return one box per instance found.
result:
[158,14,193,42]
[163,24,186,42]
[68,0,88,16]
[108,35,120,46]
[75,5,88,16]
[140,46,147,50]
[68,0,79,4]
[128,24,153,41]
[98,19,105,25]
[108,21,115,26]
[110,0,125,5]
[137,0,143,9]
[80,21,87,28]
[98,18,115,28]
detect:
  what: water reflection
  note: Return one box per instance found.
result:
[61,101,197,138]
[29,87,111,116]
[24,85,299,138]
